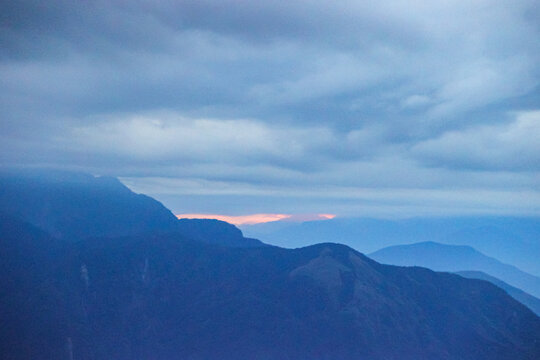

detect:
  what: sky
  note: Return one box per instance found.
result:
[1,0,539,219]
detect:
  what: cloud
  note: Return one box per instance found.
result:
[2,0,538,125]
[412,110,540,171]
[1,0,539,217]
[56,111,402,173]
[401,95,431,109]
[63,113,340,169]
[427,57,538,119]
[131,179,540,218]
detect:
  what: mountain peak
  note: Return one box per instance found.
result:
[0,169,179,239]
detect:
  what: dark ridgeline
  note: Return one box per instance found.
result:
[0,169,262,247]
[456,271,540,316]
[176,218,265,248]
[0,169,179,239]
[0,170,539,360]
[244,216,540,277]
[370,241,540,298]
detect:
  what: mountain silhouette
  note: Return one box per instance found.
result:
[243,216,540,276]
[177,218,265,247]
[370,241,540,298]
[1,216,539,359]
[1,170,539,359]
[0,169,179,239]
[456,271,540,316]
[0,168,260,247]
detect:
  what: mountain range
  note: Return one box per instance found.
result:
[1,169,539,359]
[455,271,540,316]
[242,216,540,276]
[369,241,540,298]
[0,169,262,248]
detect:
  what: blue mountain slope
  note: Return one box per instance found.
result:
[456,271,540,316]
[242,216,540,276]
[369,241,540,298]
[1,172,539,359]
[1,214,539,360]
[0,169,179,239]
[0,169,262,247]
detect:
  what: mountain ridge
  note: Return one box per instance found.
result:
[455,271,540,316]
[1,216,539,359]
[242,216,540,276]
[370,241,540,298]
[0,168,261,248]
[1,170,539,359]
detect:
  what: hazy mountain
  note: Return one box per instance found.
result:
[0,169,261,248]
[0,169,179,240]
[242,216,540,276]
[456,271,540,316]
[1,215,539,360]
[369,241,540,298]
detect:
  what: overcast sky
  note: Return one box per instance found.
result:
[1,0,539,217]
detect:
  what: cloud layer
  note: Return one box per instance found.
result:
[1,0,539,216]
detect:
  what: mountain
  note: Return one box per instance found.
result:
[0,214,67,360]
[0,168,261,247]
[1,171,539,359]
[0,169,179,239]
[369,241,540,298]
[177,218,266,247]
[242,216,540,276]
[1,216,539,360]
[456,271,540,316]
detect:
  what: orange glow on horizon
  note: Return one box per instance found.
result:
[176,213,291,225]
[176,213,336,225]
[291,213,336,221]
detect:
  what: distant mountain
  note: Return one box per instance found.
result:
[456,271,540,316]
[0,169,261,247]
[242,216,540,276]
[1,215,539,360]
[369,241,540,298]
